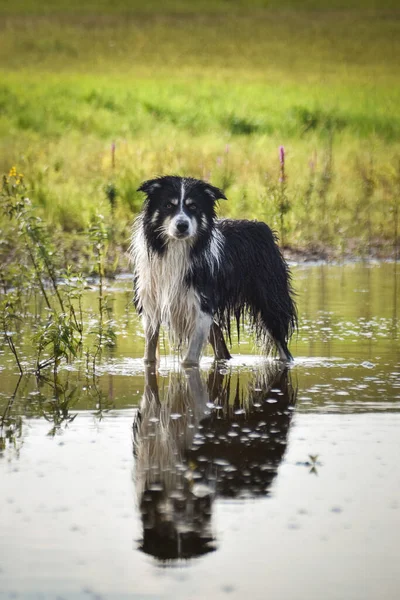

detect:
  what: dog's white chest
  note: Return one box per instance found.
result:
[135,239,201,343]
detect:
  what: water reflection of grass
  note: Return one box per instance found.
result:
[0,371,116,453]
[0,2,399,254]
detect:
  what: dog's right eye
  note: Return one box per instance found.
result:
[165,202,173,209]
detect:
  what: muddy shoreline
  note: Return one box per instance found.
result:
[282,243,399,265]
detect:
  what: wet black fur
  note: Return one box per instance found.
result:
[136,175,297,360]
[191,219,297,358]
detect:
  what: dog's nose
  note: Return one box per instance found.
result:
[176,220,189,233]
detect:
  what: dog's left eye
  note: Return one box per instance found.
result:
[187,204,197,212]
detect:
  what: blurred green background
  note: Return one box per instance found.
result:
[1,0,399,259]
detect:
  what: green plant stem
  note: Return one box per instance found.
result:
[5,334,23,375]
[41,252,65,312]
[93,243,104,371]
[25,240,52,310]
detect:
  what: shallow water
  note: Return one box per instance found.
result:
[0,262,399,600]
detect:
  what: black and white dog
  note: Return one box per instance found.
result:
[131,176,297,366]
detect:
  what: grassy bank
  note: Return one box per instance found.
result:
[0,1,399,260]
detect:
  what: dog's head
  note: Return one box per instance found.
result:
[137,176,226,244]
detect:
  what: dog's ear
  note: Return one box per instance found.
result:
[137,179,162,195]
[203,183,227,201]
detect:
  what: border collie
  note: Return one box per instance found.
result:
[131,176,297,366]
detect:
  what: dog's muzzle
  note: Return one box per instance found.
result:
[169,216,194,239]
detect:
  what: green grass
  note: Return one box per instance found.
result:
[0,1,399,258]
[1,0,399,14]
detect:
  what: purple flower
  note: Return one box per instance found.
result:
[279,146,286,184]
[279,145,285,166]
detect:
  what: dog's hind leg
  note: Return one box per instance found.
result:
[143,316,160,364]
[276,340,293,362]
[182,312,213,367]
[209,321,232,361]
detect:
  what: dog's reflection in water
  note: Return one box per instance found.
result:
[133,362,297,560]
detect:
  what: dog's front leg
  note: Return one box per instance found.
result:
[143,316,160,365]
[182,312,212,367]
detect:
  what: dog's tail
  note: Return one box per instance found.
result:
[252,301,296,362]
[218,299,296,362]
[248,262,297,362]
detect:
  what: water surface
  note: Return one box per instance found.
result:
[0,262,399,600]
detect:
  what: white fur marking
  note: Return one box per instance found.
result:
[168,181,197,239]
[131,213,225,353]
[208,227,224,272]
[179,179,185,209]
[131,216,202,346]
[168,214,197,239]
